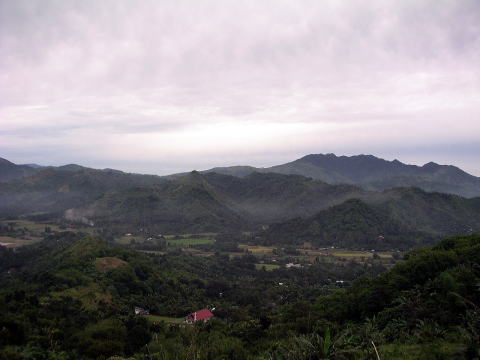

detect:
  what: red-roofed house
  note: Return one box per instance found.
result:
[186,308,214,324]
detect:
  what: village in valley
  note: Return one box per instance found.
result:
[0,218,402,327]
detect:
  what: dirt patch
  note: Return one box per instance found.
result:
[94,257,128,272]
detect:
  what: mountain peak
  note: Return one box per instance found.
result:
[0,156,39,182]
[0,157,15,166]
[422,161,441,170]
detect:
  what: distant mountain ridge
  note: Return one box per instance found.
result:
[3,154,480,197]
[0,157,38,182]
[0,157,95,183]
[196,154,480,198]
[0,166,165,217]
[1,156,480,246]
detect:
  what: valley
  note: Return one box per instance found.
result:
[0,154,479,359]
[3,0,480,357]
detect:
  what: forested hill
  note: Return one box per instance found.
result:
[0,233,478,358]
[261,199,433,250]
[261,189,480,250]
[64,171,365,233]
[0,167,165,217]
[313,234,480,345]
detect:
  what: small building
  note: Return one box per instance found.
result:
[286,263,302,269]
[186,308,214,324]
[134,306,150,315]
[303,242,313,249]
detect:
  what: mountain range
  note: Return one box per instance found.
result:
[1,154,480,248]
[3,154,480,198]
[198,153,480,198]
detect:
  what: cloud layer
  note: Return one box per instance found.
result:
[1,0,479,174]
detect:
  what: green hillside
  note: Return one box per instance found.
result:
[0,167,165,217]
[262,190,480,250]
[0,233,478,359]
[202,172,366,222]
[76,179,248,233]
[55,171,367,233]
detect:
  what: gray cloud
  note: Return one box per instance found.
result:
[1,0,479,175]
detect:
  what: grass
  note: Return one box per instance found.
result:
[255,263,280,271]
[239,244,275,254]
[94,257,128,272]
[143,314,185,324]
[164,233,217,240]
[299,249,393,259]
[51,283,112,310]
[331,250,393,258]
[167,238,214,246]
[1,220,49,231]
[0,236,19,246]
[0,220,95,248]
[115,235,143,245]
[0,220,76,233]
[138,250,166,255]
[0,236,42,248]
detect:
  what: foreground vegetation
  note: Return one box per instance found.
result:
[0,232,478,359]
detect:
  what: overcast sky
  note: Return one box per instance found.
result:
[1,0,479,175]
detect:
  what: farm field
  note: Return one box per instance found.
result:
[238,244,275,254]
[255,263,280,271]
[163,233,217,240]
[0,220,93,233]
[0,220,56,232]
[0,220,96,249]
[166,238,214,246]
[116,233,217,247]
[115,235,144,245]
[331,249,392,258]
[0,235,42,248]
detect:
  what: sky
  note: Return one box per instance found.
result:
[1,0,479,175]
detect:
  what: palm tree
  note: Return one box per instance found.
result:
[268,328,357,360]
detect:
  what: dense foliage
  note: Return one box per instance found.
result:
[0,233,479,359]
[260,199,434,250]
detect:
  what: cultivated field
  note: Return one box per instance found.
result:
[166,238,214,246]
[255,263,281,271]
